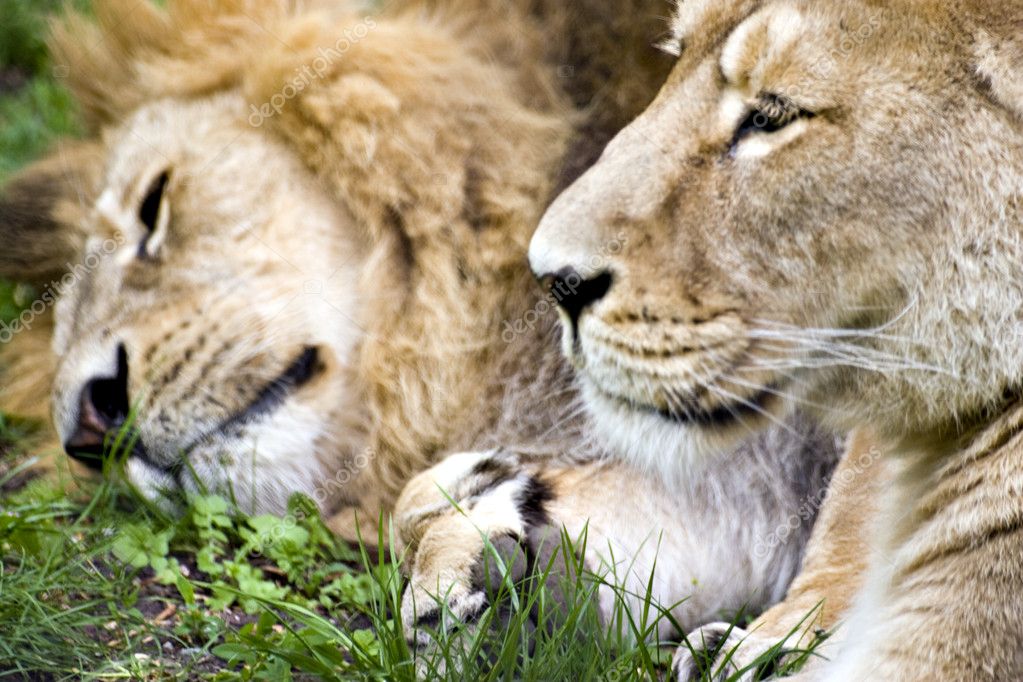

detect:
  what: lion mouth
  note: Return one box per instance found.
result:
[594,379,787,429]
[219,346,323,431]
[160,346,324,464]
[122,346,325,494]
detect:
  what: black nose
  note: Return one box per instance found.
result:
[64,345,130,471]
[541,267,613,328]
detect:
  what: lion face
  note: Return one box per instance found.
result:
[43,95,368,513]
[2,0,574,517]
[530,0,1023,467]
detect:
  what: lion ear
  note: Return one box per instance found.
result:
[971,15,1023,119]
[0,141,102,286]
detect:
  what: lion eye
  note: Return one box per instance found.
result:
[137,170,170,259]
[730,94,814,153]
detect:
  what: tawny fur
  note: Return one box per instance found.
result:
[0,0,846,665]
[0,0,671,515]
[531,0,1023,678]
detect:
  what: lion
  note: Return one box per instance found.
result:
[529,0,1023,678]
[0,0,839,667]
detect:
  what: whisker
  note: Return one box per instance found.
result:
[743,334,958,378]
[536,401,590,441]
[747,327,927,348]
[742,356,951,376]
[661,353,799,438]
[718,372,835,414]
[750,295,921,340]
[699,381,799,437]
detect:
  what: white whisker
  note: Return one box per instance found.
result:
[744,330,959,380]
[699,380,799,437]
[718,371,835,414]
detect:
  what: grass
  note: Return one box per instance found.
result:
[0,0,84,182]
[0,443,825,681]
[0,2,828,680]
[0,77,80,179]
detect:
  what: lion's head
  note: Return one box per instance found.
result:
[0,0,571,516]
[5,97,369,514]
[530,0,1023,471]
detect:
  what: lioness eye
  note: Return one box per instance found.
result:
[730,94,814,152]
[138,170,169,259]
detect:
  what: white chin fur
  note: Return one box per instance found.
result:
[126,458,180,513]
[581,381,760,486]
[127,401,329,516]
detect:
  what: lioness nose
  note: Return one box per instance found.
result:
[539,267,613,328]
[64,345,130,470]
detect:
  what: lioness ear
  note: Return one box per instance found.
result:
[971,15,1023,119]
[0,141,102,286]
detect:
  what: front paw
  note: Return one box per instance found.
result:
[394,450,564,674]
[673,622,807,681]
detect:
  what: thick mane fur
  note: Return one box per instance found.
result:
[236,3,576,509]
[3,0,674,514]
[51,0,289,132]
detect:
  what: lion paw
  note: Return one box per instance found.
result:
[394,450,564,673]
[673,622,794,682]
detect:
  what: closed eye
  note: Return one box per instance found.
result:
[137,169,170,259]
[730,94,815,154]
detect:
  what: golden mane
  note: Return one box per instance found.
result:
[5,0,673,514]
[51,0,304,133]
[8,0,579,508]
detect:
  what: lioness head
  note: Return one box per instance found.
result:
[0,0,568,514]
[530,0,1023,468]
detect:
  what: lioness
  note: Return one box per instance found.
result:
[1,0,837,667]
[531,0,1023,678]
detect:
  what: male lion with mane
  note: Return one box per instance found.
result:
[1,0,839,669]
[532,0,1023,679]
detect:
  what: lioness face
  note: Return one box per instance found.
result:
[531,0,1023,465]
[45,95,367,513]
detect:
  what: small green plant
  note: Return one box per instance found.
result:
[112,523,179,582]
